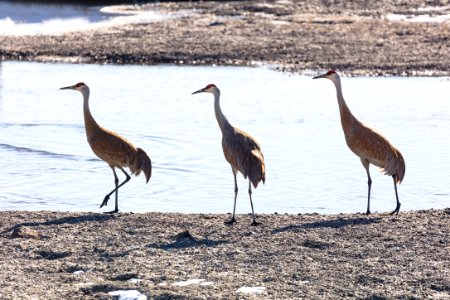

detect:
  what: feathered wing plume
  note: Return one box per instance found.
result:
[381,146,405,184]
[130,147,152,183]
[250,149,266,188]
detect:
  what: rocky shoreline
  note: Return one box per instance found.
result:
[0,209,449,299]
[0,0,449,76]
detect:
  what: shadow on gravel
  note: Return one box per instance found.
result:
[302,239,333,250]
[147,230,228,250]
[35,250,72,260]
[81,284,117,296]
[2,214,114,234]
[147,238,229,250]
[153,294,188,300]
[272,217,382,234]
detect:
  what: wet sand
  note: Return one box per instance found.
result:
[0,0,449,76]
[0,210,449,299]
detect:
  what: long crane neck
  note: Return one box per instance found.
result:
[213,89,232,134]
[332,77,354,132]
[80,88,100,138]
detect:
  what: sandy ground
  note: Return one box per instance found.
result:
[0,0,449,76]
[0,209,449,299]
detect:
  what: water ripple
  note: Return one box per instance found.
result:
[0,123,82,129]
[0,143,77,160]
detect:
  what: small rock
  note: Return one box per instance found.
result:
[10,226,40,239]
[209,21,224,26]
[73,270,84,275]
[174,230,194,241]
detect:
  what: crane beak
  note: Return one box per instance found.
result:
[313,74,326,79]
[192,88,205,95]
[60,85,74,90]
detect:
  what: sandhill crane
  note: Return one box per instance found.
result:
[192,84,265,225]
[60,82,152,213]
[313,70,405,215]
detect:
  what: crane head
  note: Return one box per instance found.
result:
[60,82,88,92]
[313,70,339,80]
[192,83,218,95]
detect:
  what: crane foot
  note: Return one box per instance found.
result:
[389,202,401,215]
[224,217,237,225]
[389,207,400,215]
[365,210,371,215]
[100,195,110,208]
[104,209,119,214]
[250,220,261,226]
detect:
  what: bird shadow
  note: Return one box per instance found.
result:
[271,216,382,235]
[147,230,228,250]
[2,214,114,235]
[147,238,229,250]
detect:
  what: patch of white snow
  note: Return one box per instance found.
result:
[108,290,147,300]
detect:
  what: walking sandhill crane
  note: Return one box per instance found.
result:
[313,70,405,215]
[192,84,265,225]
[60,82,151,213]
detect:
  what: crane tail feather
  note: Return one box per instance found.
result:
[133,148,152,183]
[394,150,405,184]
[249,149,265,189]
[380,147,405,184]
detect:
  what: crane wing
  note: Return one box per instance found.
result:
[88,127,137,167]
[347,123,405,182]
[222,127,265,187]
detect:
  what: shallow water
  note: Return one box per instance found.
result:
[0,2,169,36]
[0,61,449,214]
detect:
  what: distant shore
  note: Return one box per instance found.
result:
[0,0,449,76]
[0,209,449,299]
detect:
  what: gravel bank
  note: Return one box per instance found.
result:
[0,0,449,76]
[1,209,449,299]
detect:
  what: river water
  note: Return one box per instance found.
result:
[0,1,170,36]
[0,61,448,214]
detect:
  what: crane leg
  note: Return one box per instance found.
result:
[361,159,372,215]
[225,170,238,225]
[248,181,260,226]
[390,175,401,215]
[100,166,131,213]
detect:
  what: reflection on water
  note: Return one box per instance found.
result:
[0,2,107,23]
[0,61,449,214]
